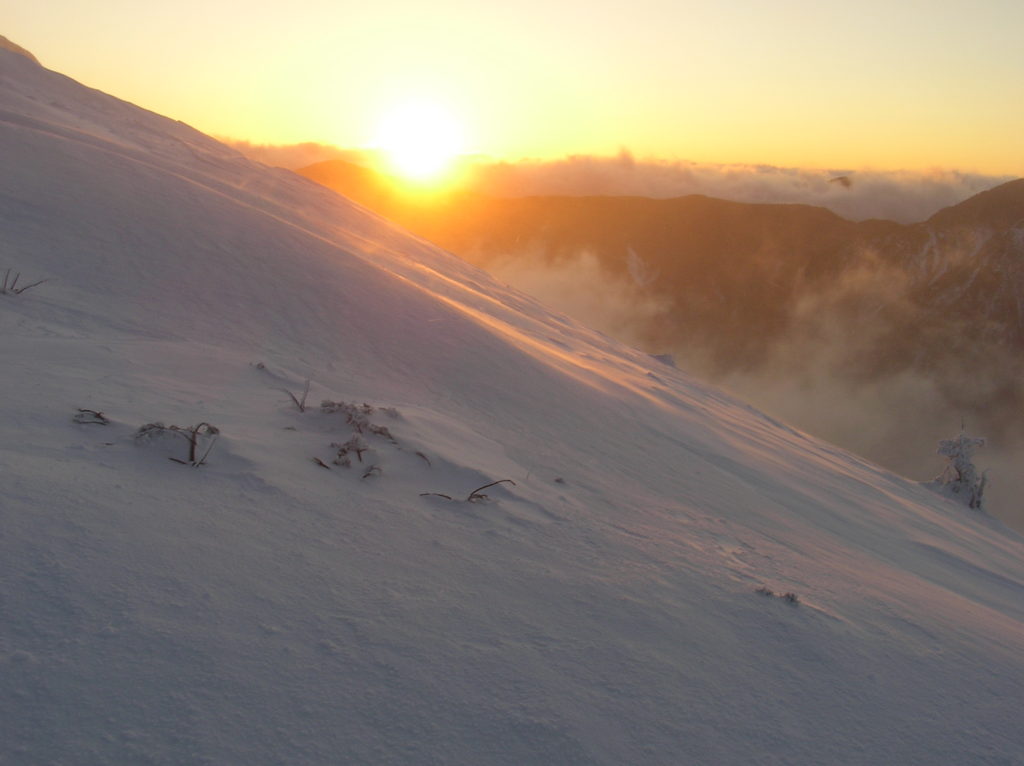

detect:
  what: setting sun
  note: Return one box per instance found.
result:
[374,100,463,181]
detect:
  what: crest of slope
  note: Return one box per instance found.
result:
[2,47,1023,765]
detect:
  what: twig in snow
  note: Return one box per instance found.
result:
[466,479,516,502]
[419,479,518,503]
[193,433,218,467]
[313,457,331,470]
[73,408,109,425]
[182,422,218,464]
[283,379,311,412]
[1,269,48,295]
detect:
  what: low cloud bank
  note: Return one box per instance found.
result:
[467,153,1012,223]
[225,139,1013,223]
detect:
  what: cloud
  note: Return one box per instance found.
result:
[226,139,1014,223]
[466,153,1014,223]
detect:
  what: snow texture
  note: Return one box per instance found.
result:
[2,47,1024,765]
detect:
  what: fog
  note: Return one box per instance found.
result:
[487,248,673,351]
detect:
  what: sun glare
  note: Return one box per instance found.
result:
[374,100,463,182]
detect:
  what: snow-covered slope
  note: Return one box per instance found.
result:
[2,47,1023,765]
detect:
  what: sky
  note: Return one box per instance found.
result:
[7,0,1024,174]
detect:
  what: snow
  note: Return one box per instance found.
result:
[2,46,1024,764]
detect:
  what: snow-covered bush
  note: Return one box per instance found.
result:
[331,435,369,467]
[136,421,220,466]
[930,430,987,509]
[312,400,403,477]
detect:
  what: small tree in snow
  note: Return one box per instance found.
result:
[931,430,987,509]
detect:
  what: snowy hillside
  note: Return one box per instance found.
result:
[2,46,1023,765]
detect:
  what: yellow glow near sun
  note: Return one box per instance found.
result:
[374,100,464,181]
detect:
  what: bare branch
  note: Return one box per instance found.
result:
[283,379,311,412]
[466,479,516,502]
[185,422,214,463]
[194,435,218,467]
[1,269,48,295]
[12,278,49,294]
[73,408,109,425]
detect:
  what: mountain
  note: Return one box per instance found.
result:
[0,34,39,64]
[4,45,1024,765]
[297,159,1024,355]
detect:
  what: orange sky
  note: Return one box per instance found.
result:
[7,1,1024,175]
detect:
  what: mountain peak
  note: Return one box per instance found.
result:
[0,34,40,65]
[928,177,1024,228]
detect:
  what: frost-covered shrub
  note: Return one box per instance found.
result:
[755,586,800,605]
[930,430,987,509]
[313,401,403,476]
[331,435,369,467]
[136,421,220,466]
[321,400,376,433]
[321,400,397,441]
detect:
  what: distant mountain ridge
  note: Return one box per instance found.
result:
[297,160,1024,353]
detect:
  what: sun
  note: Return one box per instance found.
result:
[374,100,464,182]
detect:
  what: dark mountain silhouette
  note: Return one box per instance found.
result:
[298,162,1021,343]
